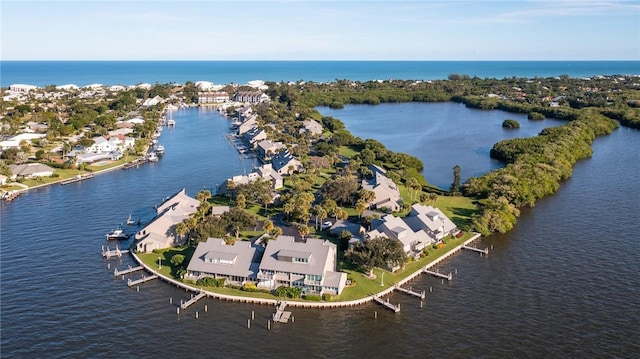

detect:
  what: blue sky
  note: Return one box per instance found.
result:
[2,0,639,60]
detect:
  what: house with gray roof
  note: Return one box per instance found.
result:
[9,163,54,179]
[367,203,458,255]
[367,214,433,255]
[404,203,458,241]
[135,188,200,253]
[361,168,402,212]
[257,236,347,295]
[271,149,302,175]
[185,238,263,285]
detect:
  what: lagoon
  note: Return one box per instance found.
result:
[318,102,567,188]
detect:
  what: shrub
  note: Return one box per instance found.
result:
[196,277,226,287]
[322,293,332,301]
[502,119,521,129]
[305,294,322,301]
[528,112,545,121]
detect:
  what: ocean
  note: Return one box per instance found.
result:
[2,60,639,88]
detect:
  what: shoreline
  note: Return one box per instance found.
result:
[127,233,482,309]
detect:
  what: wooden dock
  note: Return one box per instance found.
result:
[2,191,22,202]
[272,301,293,323]
[424,269,453,281]
[180,291,207,310]
[372,296,401,313]
[101,245,123,259]
[114,265,144,277]
[60,173,94,185]
[394,285,425,300]
[462,245,489,255]
[127,274,158,287]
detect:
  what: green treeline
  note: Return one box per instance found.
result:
[465,111,618,235]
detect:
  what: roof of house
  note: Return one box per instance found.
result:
[186,238,261,278]
[259,236,337,277]
[9,163,54,177]
[368,214,432,250]
[406,203,457,234]
[329,220,365,237]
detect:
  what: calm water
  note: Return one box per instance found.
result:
[318,103,568,189]
[2,60,639,87]
[1,105,639,358]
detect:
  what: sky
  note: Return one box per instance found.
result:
[1,0,639,61]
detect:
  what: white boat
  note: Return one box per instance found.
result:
[156,145,165,155]
[147,152,159,162]
[106,226,129,240]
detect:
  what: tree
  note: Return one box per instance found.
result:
[235,194,246,209]
[262,219,274,234]
[355,200,367,219]
[297,224,310,239]
[175,222,189,244]
[322,175,358,205]
[313,205,327,231]
[170,254,185,267]
[271,226,283,238]
[450,165,461,195]
[344,237,406,276]
[196,189,212,204]
[406,177,421,201]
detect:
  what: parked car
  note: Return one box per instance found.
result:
[322,221,333,230]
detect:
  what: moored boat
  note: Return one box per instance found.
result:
[105,226,129,240]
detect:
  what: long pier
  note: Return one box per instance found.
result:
[394,285,425,300]
[373,296,401,312]
[127,274,158,287]
[114,265,144,277]
[101,245,123,259]
[462,245,489,255]
[180,291,207,310]
[424,269,453,281]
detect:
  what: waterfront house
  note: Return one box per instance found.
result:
[361,165,402,212]
[242,127,267,149]
[403,203,458,241]
[271,149,303,175]
[256,140,285,161]
[9,163,55,180]
[221,164,283,194]
[198,92,229,104]
[367,214,433,255]
[234,91,269,104]
[185,238,262,286]
[257,236,347,295]
[75,150,122,165]
[237,116,258,135]
[366,204,458,255]
[135,188,200,253]
[142,95,165,107]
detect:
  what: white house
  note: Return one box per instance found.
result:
[9,84,39,93]
[9,163,55,180]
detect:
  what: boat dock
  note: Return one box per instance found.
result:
[122,158,149,170]
[101,245,123,259]
[462,245,489,255]
[114,265,144,277]
[60,173,94,185]
[394,285,425,300]
[180,291,207,310]
[2,191,22,202]
[373,296,401,313]
[272,301,293,323]
[127,274,158,287]
[424,269,453,281]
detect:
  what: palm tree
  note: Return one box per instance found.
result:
[175,222,189,245]
[262,219,274,234]
[271,226,283,238]
[297,224,310,239]
[355,200,367,219]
